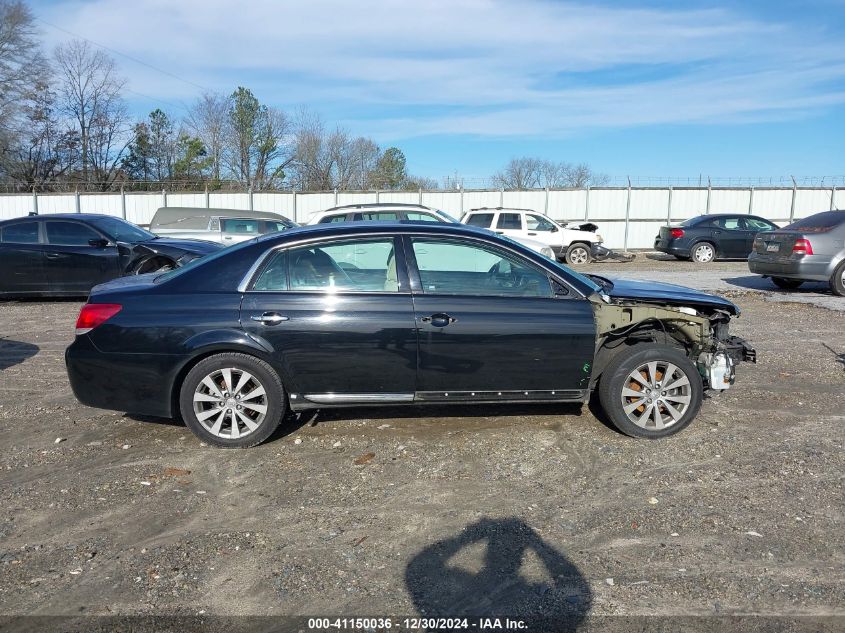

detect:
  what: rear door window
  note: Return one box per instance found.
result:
[745,217,778,231]
[464,213,494,228]
[496,213,523,230]
[221,218,260,235]
[713,216,743,230]
[359,212,399,221]
[406,212,441,222]
[1,222,40,244]
[318,214,349,224]
[45,221,102,246]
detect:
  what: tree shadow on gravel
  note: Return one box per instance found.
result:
[0,338,39,370]
[405,517,592,630]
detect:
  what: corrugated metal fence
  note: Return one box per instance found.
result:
[0,186,841,249]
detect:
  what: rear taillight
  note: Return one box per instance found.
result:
[792,239,814,255]
[75,303,122,335]
[670,228,685,238]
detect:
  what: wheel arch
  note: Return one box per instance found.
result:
[169,333,289,418]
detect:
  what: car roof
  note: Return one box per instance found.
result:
[150,207,290,229]
[252,219,493,245]
[320,203,435,213]
[0,213,118,225]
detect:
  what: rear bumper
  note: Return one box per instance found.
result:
[748,253,831,281]
[65,335,183,418]
[654,239,689,257]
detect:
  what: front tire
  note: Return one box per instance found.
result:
[771,277,803,290]
[831,261,845,296]
[598,345,703,439]
[565,243,591,265]
[179,353,285,448]
[690,242,716,263]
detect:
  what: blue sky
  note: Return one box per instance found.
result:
[33,0,845,183]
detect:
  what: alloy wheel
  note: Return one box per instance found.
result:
[621,360,692,430]
[568,246,589,265]
[192,367,268,439]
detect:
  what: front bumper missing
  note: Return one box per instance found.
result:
[698,336,756,391]
[591,243,635,262]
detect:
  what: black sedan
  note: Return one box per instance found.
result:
[654,214,778,263]
[66,222,754,447]
[0,214,223,297]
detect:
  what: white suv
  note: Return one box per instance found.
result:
[462,208,603,265]
[306,204,557,259]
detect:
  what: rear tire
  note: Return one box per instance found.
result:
[598,345,703,439]
[565,243,592,265]
[179,353,285,448]
[771,277,803,290]
[831,261,845,297]
[690,242,716,263]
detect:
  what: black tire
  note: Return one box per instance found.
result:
[771,277,803,290]
[831,261,845,297]
[179,352,285,448]
[690,241,716,264]
[598,345,703,439]
[565,243,592,265]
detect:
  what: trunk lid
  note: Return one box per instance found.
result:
[753,231,799,257]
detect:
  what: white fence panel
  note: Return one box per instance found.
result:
[629,189,671,221]
[79,194,123,216]
[588,189,629,220]
[547,190,586,221]
[463,190,502,211]
[0,194,36,218]
[252,192,294,215]
[835,188,845,210]
[124,193,161,225]
[207,192,250,210]
[335,192,377,208]
[33,194,76,214]
[296,193,336,223]
[670,189,709,220]
[794,189,835,218]
[165,193,206,208]
[377,191,420,205]
[502,190,546,213]
[709,189,751,214]
[750,189,793,220]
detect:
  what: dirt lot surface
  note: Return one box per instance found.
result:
[0,258,843,629]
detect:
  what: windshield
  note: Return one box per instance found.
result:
[89,216,156,243]
[434,209,462,224]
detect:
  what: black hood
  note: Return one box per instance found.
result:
[602,277,740,315]
[130,237,223,258]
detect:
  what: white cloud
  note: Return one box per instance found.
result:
[39,0,845,138]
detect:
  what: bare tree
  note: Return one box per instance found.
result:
[53,39,129,187]
[185,92,228,183]
[0,0,46,127]
[492,156,607,189]
[348,136,380,189]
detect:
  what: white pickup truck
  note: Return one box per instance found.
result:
[149,207,297,245]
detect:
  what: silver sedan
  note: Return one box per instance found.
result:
[748,210,845,295]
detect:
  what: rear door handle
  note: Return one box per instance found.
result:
[420,313,456,327]
[250,312,289,325]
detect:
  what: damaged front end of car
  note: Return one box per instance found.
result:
[588,287,756,393]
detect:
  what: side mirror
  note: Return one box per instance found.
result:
[88,238,110,248]
[550,226,559,233]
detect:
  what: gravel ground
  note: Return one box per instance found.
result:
[0,258,843,628]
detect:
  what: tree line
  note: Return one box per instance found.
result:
[0,0,606,193]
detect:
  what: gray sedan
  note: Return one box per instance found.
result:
[748,210,845,295]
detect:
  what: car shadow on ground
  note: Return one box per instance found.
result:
[300,402,586,425]
[723,275,832,294]
[0,338,39,370]
[405,517,592,629]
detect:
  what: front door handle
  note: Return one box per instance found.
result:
[250,312,289,325]
[527,232,537,236]
[713,230,723,234]
[45,253,63,260]
[420,313,456,327]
